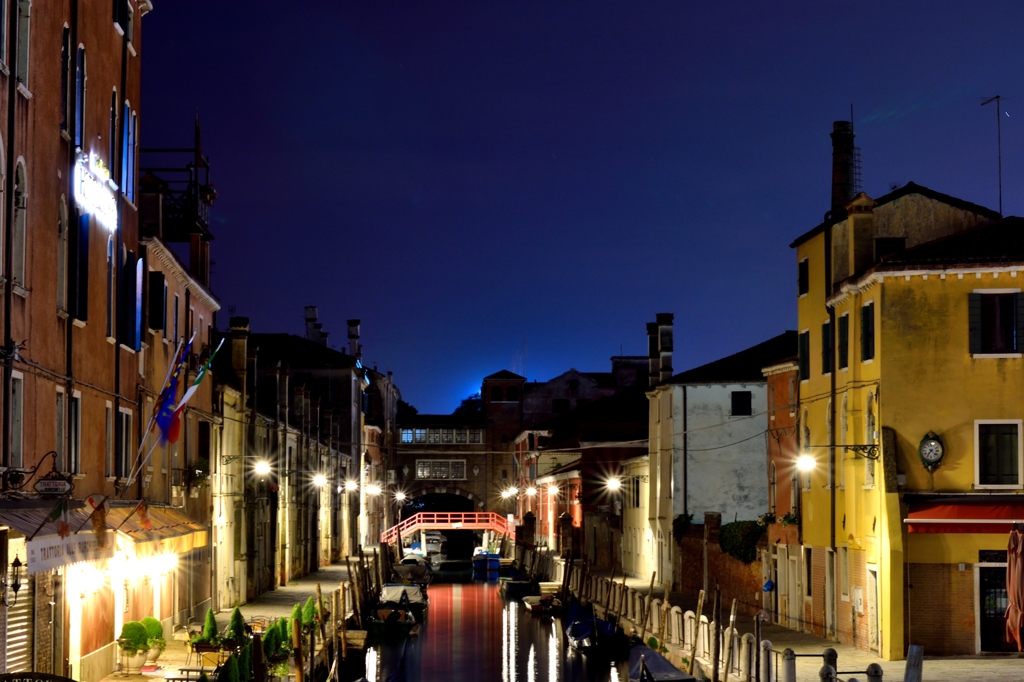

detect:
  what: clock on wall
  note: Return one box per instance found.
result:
[918,432,944,472]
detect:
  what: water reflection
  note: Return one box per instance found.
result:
[366,583,629,682]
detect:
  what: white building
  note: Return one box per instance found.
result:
[646,331,796,588]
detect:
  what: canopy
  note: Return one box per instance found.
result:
[905,501,1024,534]
[380,584,426,604]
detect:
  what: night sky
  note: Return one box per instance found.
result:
[143,2,1024,413]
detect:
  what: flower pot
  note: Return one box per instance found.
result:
[123,651,148,674]
[146,645,163,665]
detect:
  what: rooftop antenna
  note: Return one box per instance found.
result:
[981,95,1005,215]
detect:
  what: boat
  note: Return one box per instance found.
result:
[500,578,540,599]
[365,604,418,642]
[628,645,695,681]
[563,600,630,660]
[378,584,428,620]
[522,594,562,615]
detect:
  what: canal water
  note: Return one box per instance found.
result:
[365,583,631,682]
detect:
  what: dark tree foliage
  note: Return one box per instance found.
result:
[452,393,482,418]
[718,520,766,564]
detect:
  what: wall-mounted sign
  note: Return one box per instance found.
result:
[74,153,118,230]
[34,478,71,495]
[26,531,113,574]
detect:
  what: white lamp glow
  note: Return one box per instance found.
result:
[254,461,271,476]
[797,455,817,472]
[607,478,622,491]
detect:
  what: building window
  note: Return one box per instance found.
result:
[128,111,137,201]
[798,331,810,380]
[798,258,809,296]
[840,546,850,599]
[469,429,482,444]
[117,408,132,478]
[69,392,81,474]
[970,292,1022,355]
[173,293,179,340]
[12,163,25,286]
[837,314,849,370]
[415,459,468,480]
[109,90,117,171]
[629,476,641,508]
[0,1,7,66]
[105,402,114,477]
[57,198,68,311]
[507,387,519,402]
[790,463,798,512]
[731,391,752,416]
[10,373,23,468]
[414,428,427,444]
[840,395,848,488]
[400,428,413,444]
[860,302,875,362]
[804,547,813,597]
[161,282,168,338]
[788,375,796,416]
[441,429,453,444]
[74,47,85,148]
[106,237,115,337]
[428,429,440,444]
[15,0,29,86]
[455,429,467,444]
[821,321,831,374]
[490,386,503,402]
[55,389,65,472]
[976,420,1022,488]
[60,26,69,131]
[769,462,777,514]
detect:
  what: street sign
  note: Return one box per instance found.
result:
[34,478,71,495]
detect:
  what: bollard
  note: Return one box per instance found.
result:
[782,648,796,682]
[818,664,836,682]
[866,662,883,682]
[903,644,923,682]
[759,640,773,682]
[822,647,837,672]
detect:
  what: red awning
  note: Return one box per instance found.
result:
[906,500,1024,534]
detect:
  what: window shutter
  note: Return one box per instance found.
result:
[968,293,982,355]
[119,250,138,347]
[1016,293,1024,353]
[69,213,90,321]
[148,271,166,330]
[821,322,831,374]
[861,303,875,361]
[838,316,849,369]
[799,331,810,380]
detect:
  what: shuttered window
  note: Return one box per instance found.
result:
[837,315,849,370]
[978,422,1020,486]
[860,302,875,361]
[798,258,809,296]
[821,322,832,374]
[798,331,810,380]
[969,293,1024,354]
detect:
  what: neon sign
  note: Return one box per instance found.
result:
[74,153,118,230]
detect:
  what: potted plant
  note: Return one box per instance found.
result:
[190,607,221,664]
[141,617,166,664]
[118,621,150,674]
[221,605,247,652]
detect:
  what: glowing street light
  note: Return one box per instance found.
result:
[501,488,516,499]
[345,480,358,491]
[366,484,383,496]
[607,478,622,491]
[254,461,271,476]
[547,486,559,496]
[312,474,328,487]
[394,491,407,502]
[797,455,817,472]
[526,487,537,497]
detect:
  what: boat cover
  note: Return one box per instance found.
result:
[628,645,695,682]
[380,584,427,604]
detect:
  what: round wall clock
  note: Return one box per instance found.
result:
[918,432,944,472]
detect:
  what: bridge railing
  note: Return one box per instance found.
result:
[381,511,510,544]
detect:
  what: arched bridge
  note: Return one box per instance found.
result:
[381,511,511,545]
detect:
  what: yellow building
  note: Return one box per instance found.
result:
[792,180,1005,659]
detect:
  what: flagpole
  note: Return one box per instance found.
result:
[72,495,110,535]
[120,437,164,497]
[113,499,148,533]
[27,492,73,542]
[125,336,185,486]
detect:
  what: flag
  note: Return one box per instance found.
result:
[48,498,72,539]
[166,338,223,444]
[155,335,194,443]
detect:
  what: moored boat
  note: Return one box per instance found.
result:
[522,594,562,615]
[378,584,428,620]
[628,645,695,681]
[500,578,540,599]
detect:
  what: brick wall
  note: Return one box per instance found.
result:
[675,523,764,617]
[34,573,53,673]
[904,563,975,655]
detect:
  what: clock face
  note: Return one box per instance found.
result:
[920,439,943,462]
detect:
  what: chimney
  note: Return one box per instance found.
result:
[846,192,877,277]
[656,312,674,383]
[647,322,660,388]
[830,121,857,212]
[347,319,362,359]
[230,316,250,398]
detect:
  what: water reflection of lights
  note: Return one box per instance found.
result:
[610,663,621,681]
[548,631,558,682]
[365,647,378,682]
[527,644,536,682]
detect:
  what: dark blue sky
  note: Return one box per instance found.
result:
[143,2,1024,413]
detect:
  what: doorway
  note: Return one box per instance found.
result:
[866,565,880,653]
[978,562,1015,652]
[788,555,800,630]
[825,549,836,638]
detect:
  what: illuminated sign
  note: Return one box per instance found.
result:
[74,153,118,230]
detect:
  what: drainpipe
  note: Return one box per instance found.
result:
[2,0,21,477]
[825,218,837,552]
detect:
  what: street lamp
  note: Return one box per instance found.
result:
[345,480,358,491]
[254,461,271,476]
[547,486,558,496]
[607,477,622,491]
[394,491,407,502]
[313,474,328,487]
[796,455,817,472]
[501,488,516,500]
[526,487,537,497]
[366,484,382,496]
